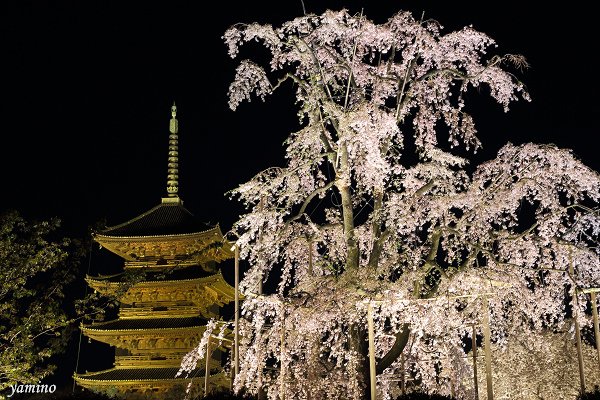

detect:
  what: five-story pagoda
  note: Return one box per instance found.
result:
[74,104,235,399]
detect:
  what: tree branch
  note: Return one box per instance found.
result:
[376,323,410,374]
[288,181,335,223]
[367,190,385,270]
[336,141,359,270]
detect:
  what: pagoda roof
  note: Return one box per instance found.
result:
[73,368,231,394]
[89,265,216,283]
[75,367,204,381]
[85,269,238,308]
[97,201,213,238]
[92,202,234,263]
[87,269,231,288]
[83,317,205,332]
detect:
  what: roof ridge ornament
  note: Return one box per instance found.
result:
[163,102,181,204]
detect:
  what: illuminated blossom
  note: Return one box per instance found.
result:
[181,9,600,399]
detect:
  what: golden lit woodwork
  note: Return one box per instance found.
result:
[74,105,235,399]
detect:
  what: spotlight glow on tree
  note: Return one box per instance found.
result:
[180,9,600,399]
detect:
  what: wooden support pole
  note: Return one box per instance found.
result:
[574,307,586,395]
[258,197,264,294]
[482,298,494,400]
[234,244,240,378]
[472,324,479,400]
[592,292,600,372]
[308,240,313,276]
[280,314,286,400]
[204,336,212,397]
[400,353,405,396]
[570,261,586,395]
[257,347,265,400]
[367,302,377,400]
[257,364,265,400]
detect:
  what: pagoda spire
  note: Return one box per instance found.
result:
[165,102,180,201]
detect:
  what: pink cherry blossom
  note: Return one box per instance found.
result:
[181,9,600,399]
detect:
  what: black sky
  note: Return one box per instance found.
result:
[1,0,599,392]
[1,1,598,236]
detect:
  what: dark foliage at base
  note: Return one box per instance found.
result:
[396,393,455,400]
[578,386,600,400]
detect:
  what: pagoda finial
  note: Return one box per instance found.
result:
[166,102,179,199]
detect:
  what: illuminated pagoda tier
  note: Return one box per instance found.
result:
[74,104,235,399]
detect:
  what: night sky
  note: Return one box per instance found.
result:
[1,0,598,393]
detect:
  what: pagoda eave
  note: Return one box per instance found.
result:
[93,230,234,263]
[86,270,237,306]
[73,367,220,383]
[74,369,230,399]
[82,323,205,352]
[82,325,205,334]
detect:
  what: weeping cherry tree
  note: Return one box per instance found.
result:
[181,8,600,399]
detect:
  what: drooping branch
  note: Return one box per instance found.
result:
[426,228,442,264]
[337,141,359,271]
[317,108,338,169]
[288,181,335,223]
[368,180,434,270]
[295,37,335,102]
[415,180,435,196]
[415,54,507,85]
[396,56,416,121]
[367,190,384,270]
[376,323,410,375]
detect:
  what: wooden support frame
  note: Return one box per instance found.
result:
[308,240,313,276]
[570,262,586,395]
[591,292,600,371]
[482,298,494,400]
[400,353,405,396]
[204,336,212,396]
[364,291,502,400]
[367,302,377,400]
[582,288,600,372]
[280,313,286,400]
[471,323,479,400]
[234,244,240,378]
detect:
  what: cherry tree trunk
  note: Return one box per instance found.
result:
[350,324,372,400]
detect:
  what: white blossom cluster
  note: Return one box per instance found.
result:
[183,9,600,399]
